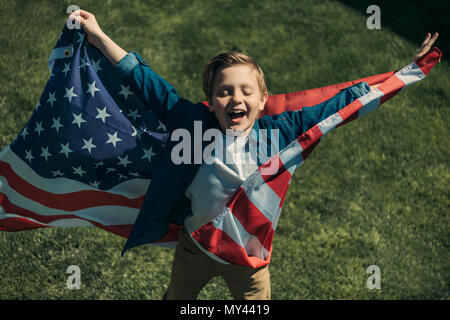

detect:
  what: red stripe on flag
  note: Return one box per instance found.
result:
[191,222,270,268]
[226,187,274,251]
[415,47,442,76]
[337,99,364,122]
[298,125,323,151]
[259,155,292,199]
[376,74,404,105]
[0,217,48,231]
[0,160,144,211]
[336,112,358,128]
[1,192,74,223]
[0,193,133,237]
[300,139,321,161]
[379,73,405,94]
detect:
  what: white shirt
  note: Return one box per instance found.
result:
[184,133,259,263]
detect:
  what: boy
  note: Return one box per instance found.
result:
[70,10,437,300]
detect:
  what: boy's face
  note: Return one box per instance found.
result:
[209,64,268,135]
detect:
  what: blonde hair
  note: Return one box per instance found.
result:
[202,51,268,104]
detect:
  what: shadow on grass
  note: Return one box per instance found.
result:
[338,0,449,56]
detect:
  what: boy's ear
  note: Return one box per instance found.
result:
[259,92,268,110]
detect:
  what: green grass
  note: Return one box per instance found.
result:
[0,0,448,300]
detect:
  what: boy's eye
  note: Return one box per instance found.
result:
[243,90,253,96]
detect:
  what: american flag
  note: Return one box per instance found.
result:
[0,22,441,268]
[190,48,442,268]
[0,24,169,236]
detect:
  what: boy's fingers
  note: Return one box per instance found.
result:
[430,32,439,45]
[69,9,89,20]
[79,9,91,19]
[424,32,438,46]
[416,32,438,57]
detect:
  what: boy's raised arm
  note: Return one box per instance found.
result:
[69,10,127,66]
[287,81,371,137]
[369,32,438,91]
[280,32,439,138]
[69,10,187,129]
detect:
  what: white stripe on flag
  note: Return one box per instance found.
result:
[318,112,344,135]
[242,174,281,223]
[357,88,384,118]
[278,139,304,172]
[395,62,426,87]
[0,176,139,225]
[0,146,150,197]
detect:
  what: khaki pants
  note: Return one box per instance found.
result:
[165,227,270,300]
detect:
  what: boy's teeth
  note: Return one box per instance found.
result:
[228,110,245,119]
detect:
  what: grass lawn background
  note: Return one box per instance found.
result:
[0,0,448,299]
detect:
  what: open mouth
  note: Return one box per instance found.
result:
[228,110,246,122]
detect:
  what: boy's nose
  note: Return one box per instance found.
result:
[231,91,244,104]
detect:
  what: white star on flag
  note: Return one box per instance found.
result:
[34,121,44,136]
[118,84,134,100]
[129,172,142,178]
[64,86,78,103]
[51,117,64,133]
[71,112,86,128]
[117,155,132,168]
[20,127,28,139]
[51,170,64,177]
[62,62,71,76]
[106,131,122,148]
[141,147,156,162]
[24,149,33,163]
[92,59,103,73]
[59,142,73,158]
[89,180,101,188]
[79,56,90,71]
[93,161,104,168]
[81,137,97,154]
[72,165,86,177]
[76,32,85,44]
[95,106,111,123]
[47,91,57,106]
[40,146,52,161]
[157,121,166,131]
[86,81,100,98]
[127,109,141,121]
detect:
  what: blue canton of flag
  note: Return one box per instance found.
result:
[0,24,168,236]
[13,25,168,189]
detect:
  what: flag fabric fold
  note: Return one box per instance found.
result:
[0,22,442,267]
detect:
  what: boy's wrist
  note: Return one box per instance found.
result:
[92,33,128,67]
[92,32,109,49]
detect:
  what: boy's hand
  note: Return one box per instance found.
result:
[414,32,439,61]
[68,9,127,66]
[69,9,106,48]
